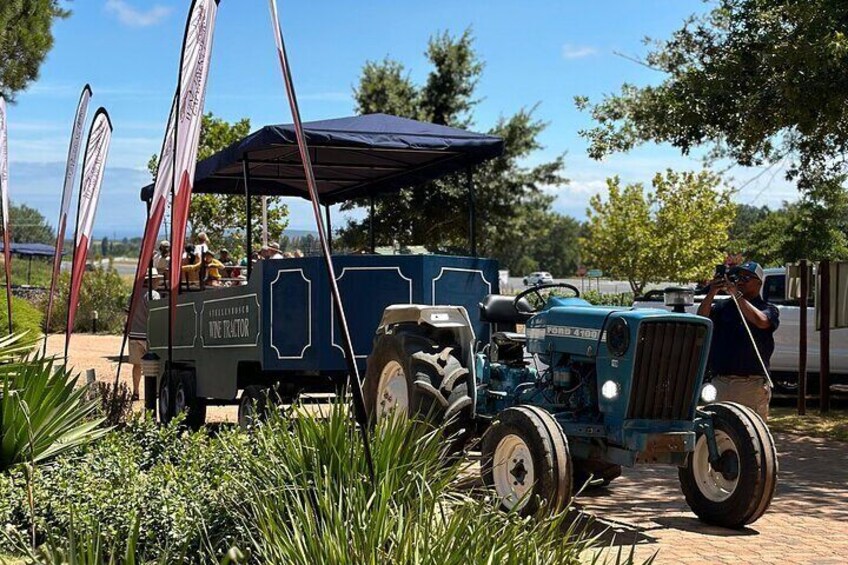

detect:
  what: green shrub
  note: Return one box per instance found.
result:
[0,293,44,336]
[45,268,130,334]
[0,406,641,564]
[581,290,634,307]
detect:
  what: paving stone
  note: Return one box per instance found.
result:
[583,433,848,564]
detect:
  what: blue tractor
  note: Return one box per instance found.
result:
[364,283,778,528]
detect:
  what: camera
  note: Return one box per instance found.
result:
[714,264,740,282]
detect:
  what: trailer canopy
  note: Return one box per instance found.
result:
[0,242,59,257]
[139,113,503,204]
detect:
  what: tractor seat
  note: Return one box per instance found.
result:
[492,331,526,346]
[479,294,534,325]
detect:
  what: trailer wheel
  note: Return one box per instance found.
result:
[679,402,778,528]
[365,332,474,452]
[173,372,206,430]
[157,371,174,425]
[239,385,270,429]
[481,405,572,515]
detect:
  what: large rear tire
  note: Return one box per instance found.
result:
[678,402,778,528]
[481,405,572,515]
[364,331,474,452]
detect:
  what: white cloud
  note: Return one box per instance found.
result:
[562,44,597,60]
[105,0,172,28]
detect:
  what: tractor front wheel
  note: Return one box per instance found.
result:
[678,402,778,528]
[481,405,572,515]
[238,385,271,429]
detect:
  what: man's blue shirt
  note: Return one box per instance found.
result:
[708,296,780,376]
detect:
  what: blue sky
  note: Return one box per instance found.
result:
[5,0,797,239]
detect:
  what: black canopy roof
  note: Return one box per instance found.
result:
[0,242,59,257]
[140,113,503,205]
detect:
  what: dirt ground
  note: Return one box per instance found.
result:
[45,333,237,423]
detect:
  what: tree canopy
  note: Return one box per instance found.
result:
[148,113,289,257]
[577,0,848,262]
[339,29,570,275]
[582,170,735,294]
[9,202,54,244]
[0,1,69,101]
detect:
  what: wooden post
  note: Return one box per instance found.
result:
[819,259,831,414]
[798,260,807,415]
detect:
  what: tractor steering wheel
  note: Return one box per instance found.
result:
[513,282,581,313]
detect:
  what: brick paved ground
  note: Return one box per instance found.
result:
[579,433,848,564]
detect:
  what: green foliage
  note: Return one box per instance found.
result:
[583,170,735,294]
[0,293,43,336]
[46,267,130,334]
[148,114,289,259]
[576,0,848,258]
[581,290,635,307]
[0,335,106,471]
[0,404,631,564]
[9,203,55,245]
[341,30,570,274]
[0,1,69,102]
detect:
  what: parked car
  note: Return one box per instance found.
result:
[632,267,848,394]
[523,271,554,286]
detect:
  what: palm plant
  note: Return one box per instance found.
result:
[0,333,106,471]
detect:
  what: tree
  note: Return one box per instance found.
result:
[582,170,735,294]
[148,113,289,257]
[100,236,109,257]
[339,30,569,272]
[576,0,848,259]
[0,1,70,101]
[9,202,54,244]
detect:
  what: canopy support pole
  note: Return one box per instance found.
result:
[26,256,32,286]
[243,159,252,280]
[261,196,268,247]
[325,204,333,254]
[466,168,477,257]
[369,195,375,253]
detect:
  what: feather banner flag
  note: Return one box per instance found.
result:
[116,93,175,383]
[65,108,112,359]
[167,0,219,353]
[0,97,12,334]
[44,84,92,350]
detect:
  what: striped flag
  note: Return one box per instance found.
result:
[45,85,92,347]
[65,109,112,358]
[168,0,219,350]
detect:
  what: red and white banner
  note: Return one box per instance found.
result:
[0,97,12,333]
[168,0,219,344]
[45,85,92,344]
[117,94,175,377]
[65,108,112,356]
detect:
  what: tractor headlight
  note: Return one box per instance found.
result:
[606,318,629,357]
[601,380,620,400]
[700,383,718,403]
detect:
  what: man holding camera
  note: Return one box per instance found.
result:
[697,261,779,420]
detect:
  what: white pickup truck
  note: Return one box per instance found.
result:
[633,267,848,393]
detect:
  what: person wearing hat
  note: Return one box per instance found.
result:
[697,260,780,420]
[154,240,170,279]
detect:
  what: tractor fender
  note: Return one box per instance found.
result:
[376,304,478,415]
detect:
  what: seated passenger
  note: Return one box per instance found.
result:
[203,251,226,287]
[181,244,202,288]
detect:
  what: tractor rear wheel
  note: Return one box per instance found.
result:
[364,331,474,453]
[481,405,572,515]
[678,402,778,528]
[157,370,174,425]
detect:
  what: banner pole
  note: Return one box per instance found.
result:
[269,0,374,480]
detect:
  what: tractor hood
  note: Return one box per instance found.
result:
[525,303,708,359]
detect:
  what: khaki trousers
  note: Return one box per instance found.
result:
[711,375,771,421]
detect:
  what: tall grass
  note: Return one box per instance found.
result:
[226,403,621,564]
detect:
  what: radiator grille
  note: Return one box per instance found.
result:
[626,321,708,420]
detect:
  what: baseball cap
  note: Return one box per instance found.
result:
[737,261,764,281]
